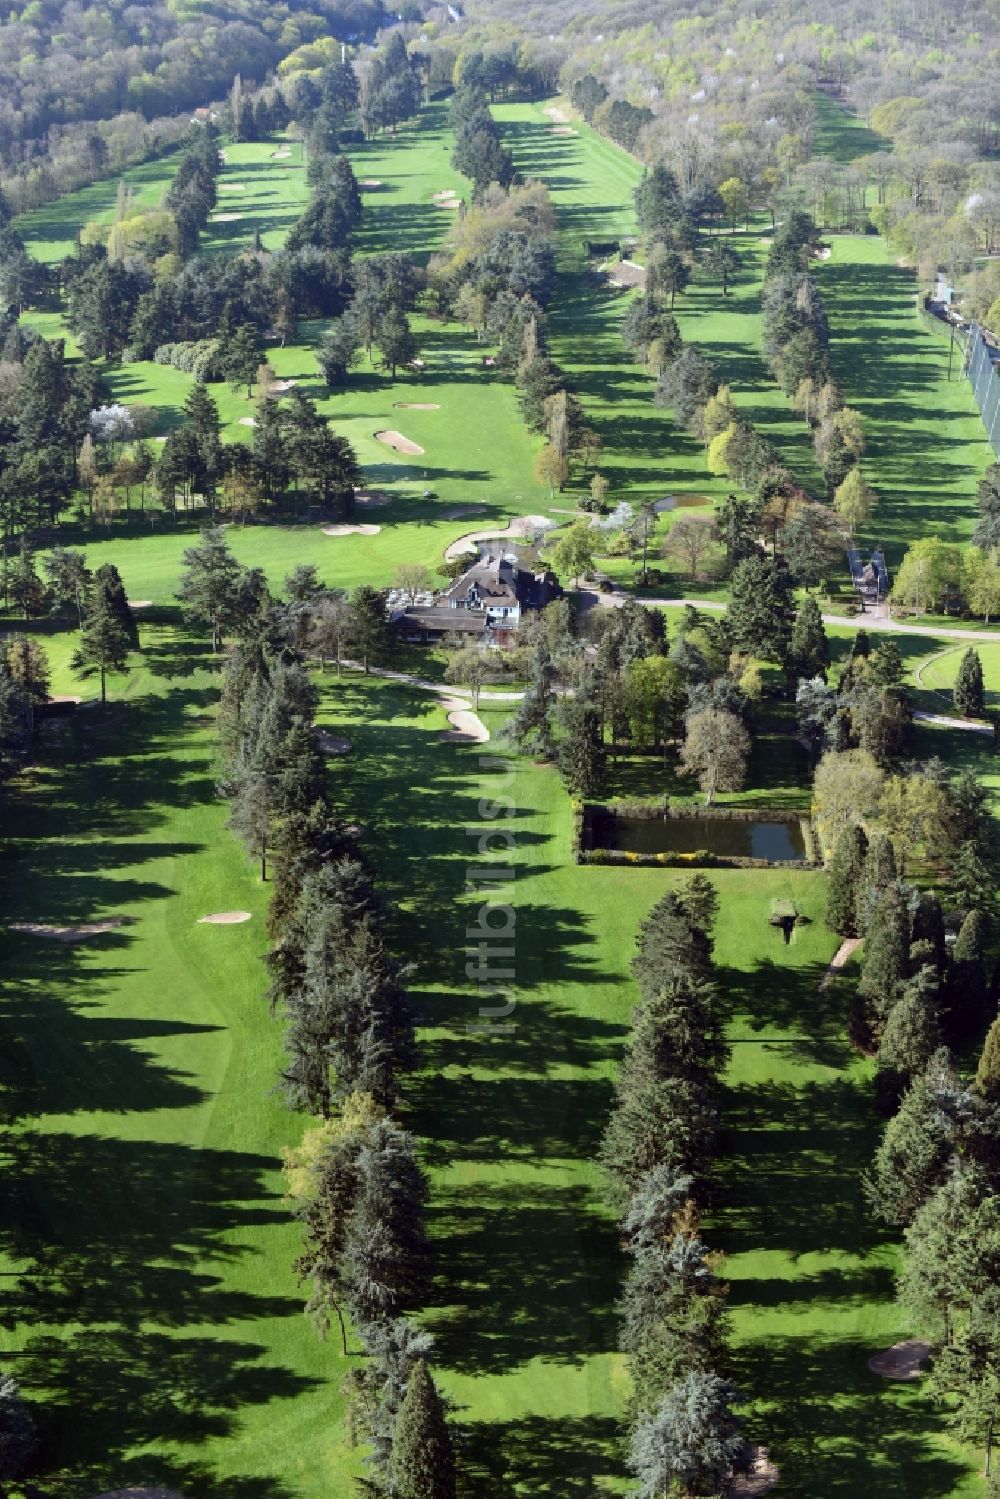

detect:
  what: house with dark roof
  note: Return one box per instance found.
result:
[391,552,561,645]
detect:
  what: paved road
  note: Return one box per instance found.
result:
[596,593,1000,645]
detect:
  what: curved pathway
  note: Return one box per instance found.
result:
[598,591,1000,645]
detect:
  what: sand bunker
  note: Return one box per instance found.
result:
[654,493,712,512]
[359,178,384,188]
[272,378,297,394]
[605,259,646,289]
[543,106,570,123]
[394,402,440,410]
[322,523,381,536]
[814,245,832,260]
[211,212,243,223]
[730,1446,779,1497]
[47,694,82,705]
[128,600,153,609]
[315,729,352,755]
[197,912,252,925]
[439,695,489,744]
[550,125,578,136]
[445,505,488,520]
[271,148,291,159]
[217,183,245,193]
[410,357,426,368]
[238,416,256,427]
[433,189,460,203]
[869,1340,931,1380]
[354,490,392,508]
[11,919,127,942]
[375,429,424,455]
[445,514,551,561]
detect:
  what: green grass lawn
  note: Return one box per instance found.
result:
[811,90,888,164]
[3,86,995,1498]
[819,234,993,567]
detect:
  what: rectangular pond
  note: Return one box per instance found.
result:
[588,812,809,862]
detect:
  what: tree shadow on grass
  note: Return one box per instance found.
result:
[458,1413,623,1497]
[426,1180,621,1373]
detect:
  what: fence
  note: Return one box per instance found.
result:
[966,323,1000,458]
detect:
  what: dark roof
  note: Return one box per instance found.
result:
[395,608,488,635]
[444,556,520,609]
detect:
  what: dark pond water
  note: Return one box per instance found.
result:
[591,813,807,861]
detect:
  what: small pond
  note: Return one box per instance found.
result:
[589,812,808,862]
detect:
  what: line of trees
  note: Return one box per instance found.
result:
[601,876,753,1496]
[212,574,457,1494]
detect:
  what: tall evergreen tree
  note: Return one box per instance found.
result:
[946,909,990,1042]
[176,525,245,651]
[725,554,795,662]
[864,1051,956,1226]
[825,823,868,937]
[556,695,606,797]
[390,1360,457,1499]
[858,882,910,1031]
[348,585,390,673]
[627,1373,746,1499]
[786,593,829,685]
[975,1018,1000,1102]
[954,647,986,718]
[71,568,133,702]
[874,966,942,1113]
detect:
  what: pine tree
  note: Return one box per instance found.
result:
[927,1287,1000,1479]
[874,966,941,1113]
[628,1372,746,1499]
[390,1360,457,1499]
[857,832,896,932]
[556,697,606,797]
[975,1017,1000,1102]
[954,647,986,718]
[71,569,133,702]
[0,671,31,781]
[946,909,990,1042]
[786,593,829,685]
[634,890,712,994]
[858,882,910,1029]
[176,525,244,651]
[864,1051,955,1226]
[342,1117,430,1331]
[348,585,390,672]
[825,823,869,936]
[620,1233,728,1410]
[725,554,795,662]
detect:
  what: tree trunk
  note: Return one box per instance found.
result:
[100,662,107,703]
[334,1301,350,1357]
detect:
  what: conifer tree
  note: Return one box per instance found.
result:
[975,1017,1000,1102]
[556,696,606,797]
[857,833,896,932]
[628,1373,746,1499]
[858,882,910,1030]
[946,909,990,1042]
[390,1360,457,1499]
[786,594,829,685]
[620,1232,728,1409]
[176,525,244,651]
[864,1052,955,1226]
[825,823,868,936]
[874,966,941,1112]
[954,647,986,718]
[952,839,996,917]
[71,568,133,702]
